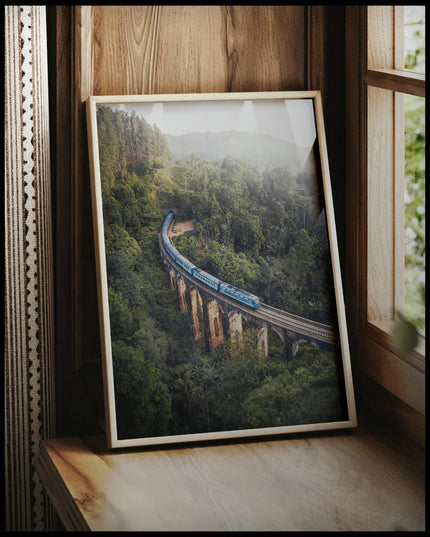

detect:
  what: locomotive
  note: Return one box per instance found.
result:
[160,210,261,310]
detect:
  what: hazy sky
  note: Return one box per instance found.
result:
[113,98,317,150]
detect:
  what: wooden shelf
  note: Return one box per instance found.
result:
[34,430,425,531]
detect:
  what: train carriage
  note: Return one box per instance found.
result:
[160,210,261,310]
[175,253,196,275]
[164,240,178,261]
[219,282,260,309]
[193,268,222,292]
[161,210,175,236]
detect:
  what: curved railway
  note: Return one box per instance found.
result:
[159,210,337,345]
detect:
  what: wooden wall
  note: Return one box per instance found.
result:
[47,5,345,437]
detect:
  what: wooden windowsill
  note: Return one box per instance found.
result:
[368,318,425,369]
[34,429,425,532]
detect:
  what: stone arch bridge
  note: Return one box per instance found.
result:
[159,237,338,360]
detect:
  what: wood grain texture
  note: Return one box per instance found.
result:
[364,69,426,97]
[354,324,425,415]
[307,6,326,103]
[36,433,425,532]
[352,368,425,453]
[88,5,306,96]
[367,6,395,71]
[345,6,367,333]
[367,85,395,321]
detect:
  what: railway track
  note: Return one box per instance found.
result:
[258,304,337,342]
[159,235,337,345]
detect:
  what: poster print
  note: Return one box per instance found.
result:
[86,91,357,448]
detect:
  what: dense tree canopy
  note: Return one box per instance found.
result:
[96,104,346,440]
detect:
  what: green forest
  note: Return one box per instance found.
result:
[96,104,347,440]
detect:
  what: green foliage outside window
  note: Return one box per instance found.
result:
[391,8,426,354]
[404,94,425,332]
[403,8,425,334]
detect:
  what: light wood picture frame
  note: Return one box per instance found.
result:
[86,91,357,449]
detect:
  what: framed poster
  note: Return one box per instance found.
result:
[86,91,357,449]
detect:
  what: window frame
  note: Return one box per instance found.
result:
[345,6,425,416]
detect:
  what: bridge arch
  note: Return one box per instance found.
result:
[267,327,286,360]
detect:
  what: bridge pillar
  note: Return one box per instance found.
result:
[256,326,268,356]
[177,277,188,312]
[283,330,299,361]
[205,299,225,351]
[188,287,205,347]
[228,312,243,338]
[168,267,176,290]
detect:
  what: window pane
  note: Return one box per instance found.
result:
[404,93,425,332]
[404,6,425,74]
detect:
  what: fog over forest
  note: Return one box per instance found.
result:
[165,130,313,175]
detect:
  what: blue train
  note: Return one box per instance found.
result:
[160,210,261,310]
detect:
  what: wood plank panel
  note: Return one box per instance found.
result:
[367,6,395,71]
[88,5,306,96]
[353,326,425,415]
[47,6,75,435]
[367,85,395,321]
[307,5,326,101]
[345,6,367,332]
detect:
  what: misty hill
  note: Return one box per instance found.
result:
[165,131,311,175]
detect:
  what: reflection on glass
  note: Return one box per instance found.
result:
[404,5,425,74]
